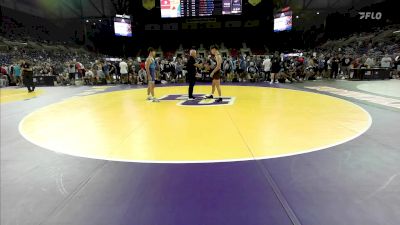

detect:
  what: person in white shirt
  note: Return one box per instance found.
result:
[68,61,76,84]
[84,69,94,85]
[262,56,271,81]
[381,55,392,68]
[119,60,128,84]
[365,57,375,68]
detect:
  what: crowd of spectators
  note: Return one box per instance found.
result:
[1,26,400,88]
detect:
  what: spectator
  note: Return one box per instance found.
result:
[68,60,77,84]
[262,56,272,82]
[84,68,94,85]
[341,55,352,77]
[175,58,184,82]
[13,62,22,86]
[109,62,116,83]
[102,61,110,83]
[331,56,340,79]
[96,61,105,84]
[270,54,281,84]
[223,56,234,82]
[119,59,128,84]
[247,61,259,82]
[238,55,247,82]
[381,54,392,69]
[138,67,147,84]
[364,56,375,68]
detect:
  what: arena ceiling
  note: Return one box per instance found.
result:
[0,0,387,19]
[0,0,117,19]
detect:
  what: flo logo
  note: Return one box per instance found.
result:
[159,94,235,107]
[359,12,382,20]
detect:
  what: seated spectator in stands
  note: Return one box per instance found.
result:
[40,63,52,76]
[280,60,298,83]
[364,57,375,68]
[247,61,259,82]
[58,72,69,85]
[358,54,366,65]
[223,56,234,82]
[138,67,147,84]
[161,59,172,81]
[304,58,317,80]
[175,58,184,82]
[84,68,94,85]
[381,54,392,69]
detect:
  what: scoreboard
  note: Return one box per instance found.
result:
[161,0,242,18]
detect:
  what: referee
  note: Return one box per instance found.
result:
[187,49,202,100]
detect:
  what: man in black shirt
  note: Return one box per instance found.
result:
[21,60,35,93]
[341,55,352,77]
[187,49,203,100]
[331,56,340,79]
[270,55,281,84]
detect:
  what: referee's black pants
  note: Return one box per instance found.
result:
[24,74,35,92]
[188,77,196,98]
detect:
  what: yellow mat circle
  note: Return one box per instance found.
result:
[19,86,371,163]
